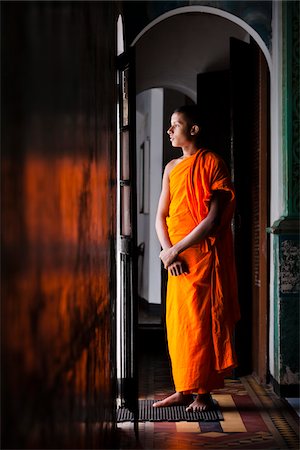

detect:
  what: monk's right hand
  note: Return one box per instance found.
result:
[168,260,187,276]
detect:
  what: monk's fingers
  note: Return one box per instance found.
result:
[168,261,186,276]
[175,262,185,275]
[178,264,186,275]
[168,263,177,276]
[172,266,178,276]
[176,267,182,276]
[172,264,178,276]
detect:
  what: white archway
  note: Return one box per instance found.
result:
[131,5,271,72]
[131,4,278,381]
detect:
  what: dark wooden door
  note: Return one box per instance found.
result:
[197,38,269,380]
[116,48,139,412]
[197,70,231,170]
[230,37,269,380]
[248,43,269,383]
[197,67,252,374]
[230,38,254,376]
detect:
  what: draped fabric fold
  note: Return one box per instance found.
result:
[166,149,240,394]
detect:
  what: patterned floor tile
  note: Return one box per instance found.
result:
[175,421,201,432]
[117,332,300,449]
[214,394,247,432]
[200,431,226,438]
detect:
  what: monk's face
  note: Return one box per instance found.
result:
[167,112,195,148]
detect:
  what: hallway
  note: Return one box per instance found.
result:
[1,2,299,448]
[117,328,300,450]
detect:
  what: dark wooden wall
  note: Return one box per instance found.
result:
[1,2,117,448]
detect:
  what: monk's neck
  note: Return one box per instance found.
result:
[181,144,199,158]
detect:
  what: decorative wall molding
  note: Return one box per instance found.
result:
[280,239,300,294]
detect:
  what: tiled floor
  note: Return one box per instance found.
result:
[117,328,300,449]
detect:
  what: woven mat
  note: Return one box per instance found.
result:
[117,399,223,422]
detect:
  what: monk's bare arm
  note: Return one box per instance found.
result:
[156,162,187,276]
[160,190,230,268]
[155,163,174,250]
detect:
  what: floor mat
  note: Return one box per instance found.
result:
[117,399,223,422]
[118,378,300,449]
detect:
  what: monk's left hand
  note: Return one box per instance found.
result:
[168,260,187,276]
[159,247,178,269]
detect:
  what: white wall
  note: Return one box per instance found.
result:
[148,89,164,304]
[268,0,284,378]
[136,13,249,101]
[136,89,163,305]
[136,105,150,302]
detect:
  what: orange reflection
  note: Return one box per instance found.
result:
[2,150,116,446]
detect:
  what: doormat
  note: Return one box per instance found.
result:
[117,399,223,422]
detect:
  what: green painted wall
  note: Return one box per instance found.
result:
[270,1,299,395]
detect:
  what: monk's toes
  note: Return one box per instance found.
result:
[186,403,208,412]
[186,404,198,412]
[153,401,163,408]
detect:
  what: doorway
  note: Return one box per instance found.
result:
[132,9,270,387]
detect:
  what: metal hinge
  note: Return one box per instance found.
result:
[120,235,132,255]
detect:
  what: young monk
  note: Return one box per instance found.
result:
[154,105,240,412]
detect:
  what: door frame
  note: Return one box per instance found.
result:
[130,6,273,383]
[116,48,139,412]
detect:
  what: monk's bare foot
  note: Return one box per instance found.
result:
[153,392,194,408]
[186,393,214,412]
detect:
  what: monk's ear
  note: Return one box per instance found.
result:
[190,125,200,136]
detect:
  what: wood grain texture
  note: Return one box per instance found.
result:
[1,2,118,448]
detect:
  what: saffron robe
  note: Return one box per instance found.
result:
[166,149,240,394]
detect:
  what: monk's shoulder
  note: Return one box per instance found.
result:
[201,150,224,169]
[201,149,221,162]
[164,158,180,176]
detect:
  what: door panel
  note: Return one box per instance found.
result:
[197,38,269,380]
[197,71,231,169]
[250,46,269,382]
[230,38,254,376]
[230,37,269,380]
[116,48,138,411]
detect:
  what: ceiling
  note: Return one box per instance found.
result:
[136,12,250,101]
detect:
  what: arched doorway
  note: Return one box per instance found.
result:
[132,8,271,384]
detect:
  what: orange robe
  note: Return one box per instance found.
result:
[166,148,240,394]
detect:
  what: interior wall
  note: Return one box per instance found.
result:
[136,92,151,302]
[148,89,164,304]
[136,89,163,305]
[1,3,117,448]
[136,13,249,100]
